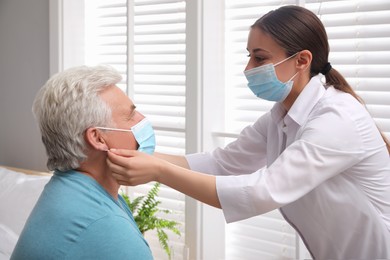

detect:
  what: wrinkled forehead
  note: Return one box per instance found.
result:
[99,85,135,117]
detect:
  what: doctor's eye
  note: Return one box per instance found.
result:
[247,53,265,62]
[254,56,266,63]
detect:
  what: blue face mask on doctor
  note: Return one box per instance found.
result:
[244,53,299,102]
[96,118,156,155]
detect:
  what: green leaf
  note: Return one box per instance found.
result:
[120,182,181,259]
[157,229,171,259]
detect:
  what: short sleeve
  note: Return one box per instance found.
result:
[66,215,153,260]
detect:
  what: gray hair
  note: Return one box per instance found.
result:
[32,65,122,171]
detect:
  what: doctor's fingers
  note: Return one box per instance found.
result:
[108,160,140,185]
[107,149,135,168]
[107,156,158,185]
[109,148,139,158]
[106,154,130,173]
[112,171,135,186]
[112,168,155,186]
[116,177,151,186]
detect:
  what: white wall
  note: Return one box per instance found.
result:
[0,0,49,171]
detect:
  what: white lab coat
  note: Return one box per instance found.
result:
[186,76,390,259]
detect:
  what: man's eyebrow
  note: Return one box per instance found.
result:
[130,104,137,115]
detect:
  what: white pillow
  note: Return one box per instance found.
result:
[0,224,18,259]
[0,167,50,259]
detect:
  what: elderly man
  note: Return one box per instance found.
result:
[11,65,154,259]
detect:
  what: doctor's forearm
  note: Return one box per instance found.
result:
[157,162,222,209]
[154,152,190,169]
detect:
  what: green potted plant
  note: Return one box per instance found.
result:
[121,182,181,259]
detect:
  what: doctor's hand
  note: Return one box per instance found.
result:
[108,148,221,208]
[107,149,164,186]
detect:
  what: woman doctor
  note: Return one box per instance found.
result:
[107,5,390,259]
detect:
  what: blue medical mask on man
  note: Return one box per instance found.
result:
[244,53,299,102]
[96,118,156,154]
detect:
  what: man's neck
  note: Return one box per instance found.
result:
[77,160,120,199]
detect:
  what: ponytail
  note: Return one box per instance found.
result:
[324,67,364,103]
[324,67,390,154]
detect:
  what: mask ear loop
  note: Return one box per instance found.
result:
[274,52,299,67]
[288,70,300,82]
[95,126,132,133]
[274,52,301,83]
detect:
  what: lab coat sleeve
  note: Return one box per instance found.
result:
[217,139,364,223]
[217,98,371,223]
[186,113,269,176]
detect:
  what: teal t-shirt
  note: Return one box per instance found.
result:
[11,170,153,260]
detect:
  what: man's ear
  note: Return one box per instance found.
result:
[296,50,312,71]
[85,128,109,151]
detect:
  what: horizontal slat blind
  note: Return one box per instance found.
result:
[85,0,128,91]
[305,0,390,139]
[224,2,299,259]
[133,0,186,156]
[131,1,187,259]
[226,210,296,260]
[85,1,186,259]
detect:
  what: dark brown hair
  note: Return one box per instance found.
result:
[252,5,390,153]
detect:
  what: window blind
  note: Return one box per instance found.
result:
[222,1,390,259]
[85,0,128,90]
[84,1,187,259]
[305,0,390,139]
[132,0,187,156]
